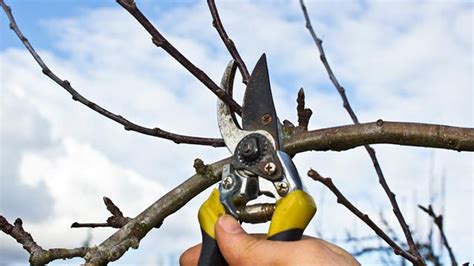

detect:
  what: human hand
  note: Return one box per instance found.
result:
[180,214,359,265]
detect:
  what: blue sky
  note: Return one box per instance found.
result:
[1,0,472,265]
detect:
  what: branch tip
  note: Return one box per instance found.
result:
[207,0,250,84]
[296,87,313,130]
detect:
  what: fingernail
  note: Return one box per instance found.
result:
[218,215,243,234]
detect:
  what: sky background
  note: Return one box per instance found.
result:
[0,0,472,265]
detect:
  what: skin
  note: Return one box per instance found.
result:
[180,215,360,266]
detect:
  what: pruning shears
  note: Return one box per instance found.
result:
[198,54,316,265]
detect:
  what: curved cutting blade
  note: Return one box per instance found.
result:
[242,54,280,149]
[217,60,248,154]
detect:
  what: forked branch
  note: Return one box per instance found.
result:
[0,216,89,265]
[0,0,225,148]
[71,197,141,229]
[419,205,458,266]
[116,0,243,115]
[82,158,229,265]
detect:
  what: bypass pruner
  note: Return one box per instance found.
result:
[197,54,316,265]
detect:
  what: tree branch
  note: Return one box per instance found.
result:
[71,197,137,229]
[284,120,474,154]
[3,0,473,153]
[0,216,89,265]
[300,1,424,262]
[2,119,472,264]
[207,0,250,84]
[307,169,419,263]
[82,158,229,265]
[418,205,458,266]
[116,0,243,115]
[2,1,473,265]
[0,0,225,148]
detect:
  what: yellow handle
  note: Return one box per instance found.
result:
[198,188,226,239]
[268,190,316,240]
[197,188,316,264]
[197,189,226,266]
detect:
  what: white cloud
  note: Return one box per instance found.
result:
[0,0,472,265]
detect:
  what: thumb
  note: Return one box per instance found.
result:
[215,215,270,265]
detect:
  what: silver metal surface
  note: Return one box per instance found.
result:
[219,164,241,218]
[217,61,306,223]
[238,203,275,224]
[276,150,303,192]
[258,177,282,200]
[217,60,276,154]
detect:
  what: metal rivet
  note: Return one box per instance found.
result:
[264,162,276,175]
[222,175,234,189]
[261,113,272,125]
[276,182,289,195]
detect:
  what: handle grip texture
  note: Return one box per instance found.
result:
[197,189,316,266]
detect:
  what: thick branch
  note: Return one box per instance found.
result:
[207,0,250,84]
[307,169,418,263]
[418,205,458,266]
[300,1,425,261]
[284,120,474,154]
[116,0,243,115]
[0,216,88,265]
[0,0,225,147]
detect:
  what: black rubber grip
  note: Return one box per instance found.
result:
[198,229,227,266]
[267,228,304,241]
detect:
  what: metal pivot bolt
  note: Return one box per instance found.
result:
[222,175,234,189]
[264,162,276,175]
[239,137,260,162]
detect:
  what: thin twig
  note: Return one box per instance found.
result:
[299,1,424,263]
[307,169,418,263]
[352,246,393,257]
[116,0,242,115]
[71,197,138,229]
[0,0,225,147]
[0,216,88,265]
[207,0,250,84]
[418,205,458,266]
